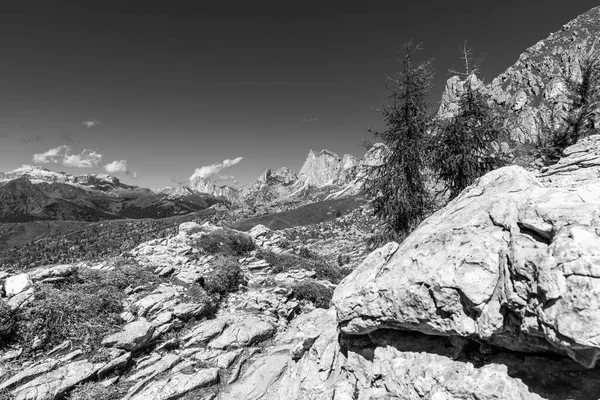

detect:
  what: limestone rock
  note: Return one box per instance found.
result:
[183,318,229,348]
[127,368,219,400]
[0,360,60,392]
[102,320,155,352]
[538,135,600,188]
[3,274,32,298]
[178,221,203,236]
[334,160,600,367]
[208,315,275,349]
[11,360,101,400]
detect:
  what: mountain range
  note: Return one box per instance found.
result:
[0,166,220,222]
[190,143,387,203]
[0,144,386,222]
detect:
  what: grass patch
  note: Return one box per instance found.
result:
[289,280,333,308]
[8,265,160,355]
[192,229,254,257]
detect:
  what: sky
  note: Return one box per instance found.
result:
[0,0,599,188]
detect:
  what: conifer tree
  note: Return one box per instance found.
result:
[550,43,600,154]
[362,42,434,243]
[432,43,505,200]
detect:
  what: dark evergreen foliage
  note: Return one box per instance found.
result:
[362,42,434,242]
[546,45,600,159]
[432,44,506,200]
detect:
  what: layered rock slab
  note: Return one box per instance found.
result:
[333,161,600,367]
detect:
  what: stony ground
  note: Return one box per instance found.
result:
[0,207,374,400]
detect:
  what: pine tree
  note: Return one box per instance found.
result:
[550,43,600,155]
[362,42,434,243]
[432,43,505,201]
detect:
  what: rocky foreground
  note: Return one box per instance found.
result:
[1,137,600,400]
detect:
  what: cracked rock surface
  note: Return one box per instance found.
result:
[334,150,600,367]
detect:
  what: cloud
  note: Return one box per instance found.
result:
[104,159,139,178]
[0,133,8,140]
[189,157,243,183]
[104,160,129,174]
[33,145,70,164]
[62,150,103,168]
[33,145,103,168]
[301,117,318,123]
[82,120,100,129]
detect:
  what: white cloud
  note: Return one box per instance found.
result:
[104,160,129,174]
[301,117,318,123]
[33,145,70,164]
[189,157,243,183]
[33,145,103,168]
[104,160,139,178]
[63,150,103,168]
[82,120,100,129]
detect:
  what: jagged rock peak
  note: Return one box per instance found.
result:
[189,178,238,201]
[256,167,297,185]
[298,149,344,188]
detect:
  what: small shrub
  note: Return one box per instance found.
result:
[278,239,292,249]
[290,280,333,309]
[68,382,124,400]
[298,247,313,259]
[204,256,244,295]
[193,229,255,256]
[258,249,346,284]
[337,254,351,267]
[312,262,345,284]
[0,389,14,400]
[0,301,16,339]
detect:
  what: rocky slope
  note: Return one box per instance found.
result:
[2,137,599,400]
[226,135,600,400]
[439,5,600,145]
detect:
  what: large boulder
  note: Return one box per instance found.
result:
[333,145,600,368]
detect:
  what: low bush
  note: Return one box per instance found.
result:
[193,229,255,256]
[0,389,13,400]
[258,249,346,284]
[298,247,312,258]
[10,265,160,354]
[204,256,244,296]
[0,301,16,338]
[290,280,333,309]
[68,382,124,400]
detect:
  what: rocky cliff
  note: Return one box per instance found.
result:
[439,5,600,144]
[189,178,240,202]
[237,167,298,204]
